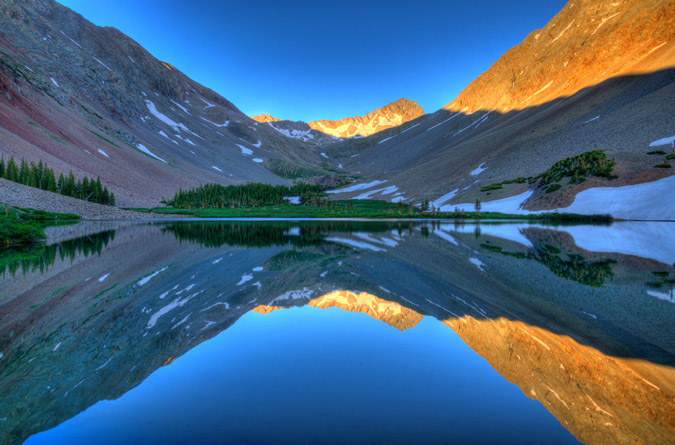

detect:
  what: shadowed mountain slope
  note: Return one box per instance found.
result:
[0,0,336,207]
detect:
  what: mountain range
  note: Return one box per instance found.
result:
[0,0,673,218]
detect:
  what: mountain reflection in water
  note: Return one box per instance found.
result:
[1,220,673,444]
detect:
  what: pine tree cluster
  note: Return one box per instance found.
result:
[168,183,326,209]
[0,156,115,206]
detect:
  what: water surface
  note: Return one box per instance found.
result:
[1,220,673,444]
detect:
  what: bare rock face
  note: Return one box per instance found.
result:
[445,0,675,113]
[308,98,424,138]
[251,114,281,123]
[444,316,675,444]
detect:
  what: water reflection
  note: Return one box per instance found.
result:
[0,220,673,444]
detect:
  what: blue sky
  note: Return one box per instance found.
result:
[57,0,567,122]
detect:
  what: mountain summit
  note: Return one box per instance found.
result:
[445,0,675,113]
[308,98,424,138]
[253,98,424,138]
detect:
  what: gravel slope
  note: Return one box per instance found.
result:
[0,178,176,220]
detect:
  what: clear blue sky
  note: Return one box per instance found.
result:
[57,0,567,122]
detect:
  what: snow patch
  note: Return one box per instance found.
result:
[649,135,675,147]
[170,99,191,115]
[533,81,553,96]
[427,113,460,131]
[50,77,59,88]
[320,152,329,158]
[325,237,386,252]
[441,190,534,214]
[272,288,314,303]
[98,273,109,282]
[59,31,82,48]
[237,144,253,155]
[252,158,263,163]
[93,56,111,71]
[583,116,600,124]
[647,290,673,303]
[200,117,229,127]
[97,149,109,158]
[432,189,459,208]
[470,162,487,176]
[212,166,222,172]
[556,176,675,221]
[136,143,167,163]
[353,185,399,200]
[145,100,192,134]
[326,180,387,194]
[469,258,485,270]
[138,267,167,286]
[285,196,301,205]
[237,274,253,286]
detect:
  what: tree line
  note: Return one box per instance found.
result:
[167,183,327,209]
[0,156,115,206]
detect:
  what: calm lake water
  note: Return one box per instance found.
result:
[1,220,674,444]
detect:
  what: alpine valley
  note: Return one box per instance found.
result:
[0,0,673,219]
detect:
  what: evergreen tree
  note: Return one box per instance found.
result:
[6,157,18,182]
[81,177,90,201]
[0,156,4,178]
[19,158,29,184]
[46,169,56,192]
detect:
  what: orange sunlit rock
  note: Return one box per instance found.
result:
[445,0,675,113]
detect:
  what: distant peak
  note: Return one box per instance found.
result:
[308,98,424,138]
[251,114,281,123]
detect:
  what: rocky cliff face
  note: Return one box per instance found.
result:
[308,98,424,138]
[445,0,675,113]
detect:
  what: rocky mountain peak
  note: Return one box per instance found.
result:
[251,114,281,123]
[308,97,424,138]
[445,0,675,113]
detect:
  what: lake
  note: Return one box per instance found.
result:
[1,220,674,444]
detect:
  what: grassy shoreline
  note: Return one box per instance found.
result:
[0,205,80,247]
[125,200,612,223]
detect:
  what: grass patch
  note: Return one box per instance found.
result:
[88,129,121,148]
[0,215,46,247]
[647,150,666,155]
[129,203,612,223]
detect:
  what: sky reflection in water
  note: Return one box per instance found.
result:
[26,307,576,444]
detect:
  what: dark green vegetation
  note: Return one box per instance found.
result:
[167,183,327,209]
[0,206,80,248]
[481,241,615,287]
[134,202,612,223]
[0,156,115,205]
[163,220,398,249]
[0,215,45,247]
[0,229,114,277]
[481,150,617,194]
